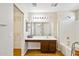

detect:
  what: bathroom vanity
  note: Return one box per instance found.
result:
[41,40,56,53]
[25,37,57,53]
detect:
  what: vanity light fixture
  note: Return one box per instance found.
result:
[32,16,48,19]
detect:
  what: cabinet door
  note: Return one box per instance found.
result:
[48,40,56,53]
[41,41,49,53]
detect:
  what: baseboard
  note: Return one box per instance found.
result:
[13,48,21,56]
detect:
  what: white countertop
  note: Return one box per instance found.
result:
[25,36,57,40]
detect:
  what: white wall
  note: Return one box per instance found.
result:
[75,10,79,42]
[57,11,76,56]
[75,20,79,41]
[0,3,13,56]
[75,20,79,42]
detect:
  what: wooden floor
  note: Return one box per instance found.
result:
[25,50,64,56]
[13,49,21,56]
[75,49,79,56]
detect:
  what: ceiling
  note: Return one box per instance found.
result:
[15,3,79,12]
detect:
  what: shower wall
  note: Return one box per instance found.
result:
[57,11,76,56]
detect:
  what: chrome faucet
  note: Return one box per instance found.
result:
[71,42,79,56]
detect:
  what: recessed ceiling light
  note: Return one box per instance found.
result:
[32,3,37,7]
[51,3,58,7]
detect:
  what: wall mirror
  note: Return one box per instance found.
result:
[26,22,52,37]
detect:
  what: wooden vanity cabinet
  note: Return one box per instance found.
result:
[41,40,49,53]
[41,40,56,53]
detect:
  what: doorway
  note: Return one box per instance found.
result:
[13,4,24,56]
